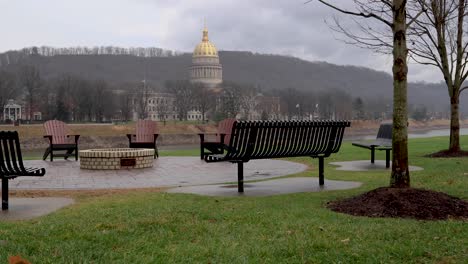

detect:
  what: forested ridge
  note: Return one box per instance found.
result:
[0,46,466,115]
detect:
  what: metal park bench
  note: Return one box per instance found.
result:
[127,120,159,159]
[204,120,351,192]
[43,120,80,162]
[199,118,236,160]
[1,131,46,210]
[352,123,392,168]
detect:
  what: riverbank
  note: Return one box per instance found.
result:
[2,119,467,151]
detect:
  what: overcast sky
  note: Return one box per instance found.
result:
[0,0,443,83]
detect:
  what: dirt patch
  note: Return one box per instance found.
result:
[327,187,468,221]
[425,149,468,158]
[9,188,166,199]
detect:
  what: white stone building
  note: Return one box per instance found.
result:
[3,99,22,121]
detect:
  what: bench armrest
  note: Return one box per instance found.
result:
[67,135,80,143]
[127,134,159,143]
[44,135,79,144]
[43,135,53,144]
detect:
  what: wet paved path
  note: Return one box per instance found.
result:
[12,157,308,190]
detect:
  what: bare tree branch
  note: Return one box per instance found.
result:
[305,0,393,27]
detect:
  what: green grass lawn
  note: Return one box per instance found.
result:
[1,136,467,263]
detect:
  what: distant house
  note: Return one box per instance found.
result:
[3,99,22,121]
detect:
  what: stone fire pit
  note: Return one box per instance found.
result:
[79,148,154,170]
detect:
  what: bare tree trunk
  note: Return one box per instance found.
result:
[449,95,460,152]
[390,0,410,188]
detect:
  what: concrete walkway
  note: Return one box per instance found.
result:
[12,157,308,190]
[330,160,424,171]
[0,198,74,221]
[168,177,362,197]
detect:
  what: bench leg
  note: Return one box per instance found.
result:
[386,149,391,168]
[371,147,375,164]
[43,147,51,161]
[2,178,8,211]
[237,162,244,193]
[318,157,324,186]
[199,135,204,160]
[50,148,54,162]
[65,149,73,160]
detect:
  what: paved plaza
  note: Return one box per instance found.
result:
[12,157,308,190]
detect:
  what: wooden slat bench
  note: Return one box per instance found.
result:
[204,120,351,192]
[199,118,236,159]
[352,123,392,168]
[1,131,46,210]
[127,120,159,159]
[43,120,80,161]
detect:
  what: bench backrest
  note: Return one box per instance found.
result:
[217,118,236,144]
[376,123,392,146]
[44,120,72,144]
[224,120,350,161]
[0,131,27,176]
[134,120,158,143]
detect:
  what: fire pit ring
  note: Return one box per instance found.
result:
[79,148,154,170]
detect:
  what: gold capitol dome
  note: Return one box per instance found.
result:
[193,25,218,57]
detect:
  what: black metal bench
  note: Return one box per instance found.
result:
[1,131,46,210]
[352,123,392,168]
[204,120,351,192]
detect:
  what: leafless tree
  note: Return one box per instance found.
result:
[166,80,193,121]
[92,81,114,122]
[19,65,42,121]
[219,82,243,119]
[239,85,259,120]
[118,89,133,122]
[0,71,18,116]
[192,82,215,123]
[136,80,150,120]
[409,0,467,153]
[313,0,414,187]
[156,100,170,125]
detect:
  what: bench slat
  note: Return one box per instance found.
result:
[1,131,46,210]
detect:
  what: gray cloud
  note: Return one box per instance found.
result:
[0,0,442,82]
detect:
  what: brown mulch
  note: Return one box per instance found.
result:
[425,149,468,158]
[327,187,468,221]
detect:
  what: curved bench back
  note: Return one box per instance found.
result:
[376,123,392,146]
[225,120,350,161]
[0,131,29,176]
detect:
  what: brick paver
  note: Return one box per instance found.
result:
[11,157,307,190]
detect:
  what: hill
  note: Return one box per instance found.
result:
[0,49,466,114]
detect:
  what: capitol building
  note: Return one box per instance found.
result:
[131,25,280,122]
[132,26,223,122]
[189,26,223,87]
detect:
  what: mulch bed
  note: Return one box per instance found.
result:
[426,149,468,158]
[328,187,468,221]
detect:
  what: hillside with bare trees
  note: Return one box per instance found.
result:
[0,47,466,116]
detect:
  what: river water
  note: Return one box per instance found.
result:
[353,127,468,141]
